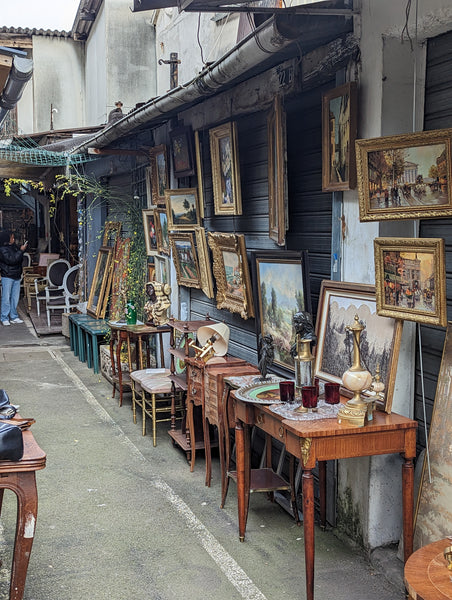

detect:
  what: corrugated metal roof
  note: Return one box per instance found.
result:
[0,26,71,38]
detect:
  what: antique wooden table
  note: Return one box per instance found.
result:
[404,538,452,599]
[108,322,172,406]
[233,394,417,600]
[0,425,46,600]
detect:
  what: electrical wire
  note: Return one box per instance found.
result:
[197,12,206,66]
[401,0,413,50]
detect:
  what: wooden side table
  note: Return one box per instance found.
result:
[0,425,46,600]
[233,395,417,600]
[404,538,452,599]
[108,322,171,406]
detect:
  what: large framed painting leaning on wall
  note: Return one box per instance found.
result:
[251,250,311,375]
[374,237,447,327]
[322,81,357,192]
[207,232,254,320]
[87,246,114,319]
[356,127,452,221]
[314,280,403,413]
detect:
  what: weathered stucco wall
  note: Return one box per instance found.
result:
[30,36,84,132]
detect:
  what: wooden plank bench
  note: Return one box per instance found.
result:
[69,314,109,374]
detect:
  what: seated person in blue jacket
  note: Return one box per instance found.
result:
[0,231,28,326]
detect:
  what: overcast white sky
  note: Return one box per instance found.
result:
[1,0,80,31]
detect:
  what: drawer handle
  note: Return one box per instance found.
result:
[278,426,284,438]
[256,413,264,425]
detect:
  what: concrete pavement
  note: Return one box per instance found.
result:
[0,308,405,599]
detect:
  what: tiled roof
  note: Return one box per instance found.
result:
[0,26,72,38]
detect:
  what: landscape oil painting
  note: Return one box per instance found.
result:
[165,188,200,230]
[315,281,402,411]
[252,251,310,373]
[169,232,201,289]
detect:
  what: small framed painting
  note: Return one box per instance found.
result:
[165,188,200,230]
[374,237,447,327]
[149,144,169,206]
[170,125,195,178]
[209,121,242,215]
[154,207,170,256]
[356,127,452,221]
[207,231,254,320]
[169,231,202,289]
[322,82,357,191]
[142,209,158,256]
[194,227,214,299]
[154,254,170,286]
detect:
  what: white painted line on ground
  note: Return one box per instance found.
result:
[49,349,268,600]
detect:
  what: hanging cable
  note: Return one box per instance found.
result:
[197,12,206,66]
[401,0,413,50]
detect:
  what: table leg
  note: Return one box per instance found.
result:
[138,335,143,370]
[203,409,212,487]
[236,417,251,542]
[2,471,38,600]
[319,460,327,529]
[302,468,315,600]
[159,332,165,368]
[220,386,232,509]
[116,334,124,407]
[110,331,117,398]
[402,457,414,562]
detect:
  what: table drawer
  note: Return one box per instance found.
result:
[253,408,285,442]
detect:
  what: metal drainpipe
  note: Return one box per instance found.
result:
[0,56,33,128]
[70,14,303,154]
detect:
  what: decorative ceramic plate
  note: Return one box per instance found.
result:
[234,379,284,405]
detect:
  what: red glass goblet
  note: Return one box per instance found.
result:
[279,381,295,404]
[324,382,340,405]
[302,385,318,410]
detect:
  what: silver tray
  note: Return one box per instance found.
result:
[234,378,284,405]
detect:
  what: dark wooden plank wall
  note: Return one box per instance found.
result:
[187,79,335,364]
[417,29,452,451]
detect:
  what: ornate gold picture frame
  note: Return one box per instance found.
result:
[154,207,170,256]
[207,232,254,320]
[142,209,158,256]
[169,231,202,289]
[268,96,288,246]
[165,188,201,230]
[209,122,242,215]
[102,221,121,246]
[374,237,447,327]
[87,246,114,319]
[149,144,169,207]
[357,128,452,221]
[194,227,214,299]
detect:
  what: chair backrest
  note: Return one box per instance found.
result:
[38,253,60,267]
[63,264,80,297]
[22,253,31,268]
[47,259,70,287]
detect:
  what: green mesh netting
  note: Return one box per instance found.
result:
[0,138,95,166]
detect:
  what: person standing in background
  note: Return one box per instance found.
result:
[0,231,27,326]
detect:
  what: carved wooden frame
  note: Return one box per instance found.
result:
[209,121,242,215]
[194,227,214,299]
[357,127,452,221]
[207,231,254,320]
[87,246,114,319]
[169,231,202,289]
[374,237,447,327]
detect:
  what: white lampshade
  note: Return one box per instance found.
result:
[197,322,230,357]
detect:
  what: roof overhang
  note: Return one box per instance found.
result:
[72,1,354,154]
[131,0,355,14]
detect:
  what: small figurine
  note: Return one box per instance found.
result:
[144,281,171,327]
[290,311,317,358]
[258,333,274,381]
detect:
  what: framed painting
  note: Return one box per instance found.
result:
[209,121,242,215]
[165,188,200,230]
[102,221,121,246]
[356,127,452,221]
[149,144,169,206]
[109,237,130,322]
[194,227,214,299]
[145,167,154,208]
[252,250,311,375]
[169,231,202,289]
[147,261,155,283]
[374,237,447,327]
[170,125,195,178]
[154,207,170,256]
[268,96,288,246]
[87,246,114,319]
[142,209,158,256]
[154,254,170,286]
[207,232,254,320]
[322,82,357,191]
[414,322,452,549]
[194,130,205,219]
[314,280,403,413]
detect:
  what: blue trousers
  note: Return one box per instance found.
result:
[1,277,20,322]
